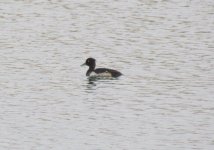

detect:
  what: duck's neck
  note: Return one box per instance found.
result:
[86,65,95,76]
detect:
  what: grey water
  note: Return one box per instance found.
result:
[0,0,214,149]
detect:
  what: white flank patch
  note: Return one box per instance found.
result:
[90,71,112,77]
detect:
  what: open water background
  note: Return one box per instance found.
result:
[0,0,214,149]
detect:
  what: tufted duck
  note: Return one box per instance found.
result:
[81,58,122,77]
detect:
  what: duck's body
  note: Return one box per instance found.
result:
[82,58,122,78]
[88,68,122,77]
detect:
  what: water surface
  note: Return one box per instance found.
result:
[0,0,214,149]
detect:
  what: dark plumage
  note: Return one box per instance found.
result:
[81,58,122,77]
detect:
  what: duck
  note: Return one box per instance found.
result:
[81,58,122,77]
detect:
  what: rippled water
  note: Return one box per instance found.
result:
[0,0,214,149]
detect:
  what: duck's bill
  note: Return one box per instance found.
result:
[81,63,86,66]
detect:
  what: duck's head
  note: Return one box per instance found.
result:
[81,58,96,68]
